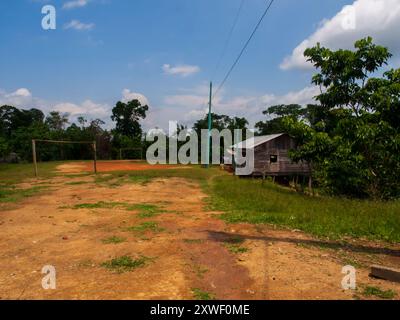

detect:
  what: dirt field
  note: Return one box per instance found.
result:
[0,163,399,300]
[57,161,187,174]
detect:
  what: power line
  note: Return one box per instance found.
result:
[211,0,245,82]
[213,0,275,100]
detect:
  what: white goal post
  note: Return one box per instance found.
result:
[32,139,97,177]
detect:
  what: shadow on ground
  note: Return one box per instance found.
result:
[206,230,400,257]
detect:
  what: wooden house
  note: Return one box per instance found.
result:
[228,133,310,177]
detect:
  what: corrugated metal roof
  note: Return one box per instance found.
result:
[231,133,285,150]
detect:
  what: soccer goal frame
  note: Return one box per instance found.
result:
[32,139,97,177]
[119,147,143,160]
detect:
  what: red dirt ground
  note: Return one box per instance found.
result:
[56,161,187,174]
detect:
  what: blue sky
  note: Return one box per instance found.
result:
[1,0,399,129]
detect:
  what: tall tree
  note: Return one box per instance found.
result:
[111,99,148,139]
[285,37,400,199]
[45,111,69,131]
[256,104,305,135]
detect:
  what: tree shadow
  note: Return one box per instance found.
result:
[206,230,400,257]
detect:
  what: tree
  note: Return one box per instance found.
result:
[111,99,148,139]
[256,104,305,135]
[45,111,69,131]
[192,113,249,162]
[192,113,248,135]
[284,37,400,199]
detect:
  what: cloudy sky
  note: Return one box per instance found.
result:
[1,0,399,130]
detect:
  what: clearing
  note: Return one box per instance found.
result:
[0,161,399,300]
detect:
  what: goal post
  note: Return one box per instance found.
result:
[32,139,97,177]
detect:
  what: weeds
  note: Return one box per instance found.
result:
[102,236,126,244]
[191,288,215,300]
[101,255,150,273]
[362,286,396,299]
[125,221,165,234]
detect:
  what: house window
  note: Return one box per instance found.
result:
[270,155,278,163]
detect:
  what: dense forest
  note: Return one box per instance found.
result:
[1,38,399,199]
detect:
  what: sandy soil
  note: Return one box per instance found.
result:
[0,164,399,300]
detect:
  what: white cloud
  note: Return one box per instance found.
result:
[0,88,111,126]
[146,85,320,131]
[121,89,150,106]
[53,100,109,118]
[162,64,200,77]
[281,0,400,70]
[0,88,36,107]
[63,0,89,10]
[64,20,95,31]
[259,86,320,106]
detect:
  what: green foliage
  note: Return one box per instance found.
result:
[256,104,305,135]
[282,37,400,199]
[111,99,148,139]
[0,136,9,157]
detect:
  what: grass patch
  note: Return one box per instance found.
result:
[224,243,248,254]
[72,201,165,217]
[126,203,166,218]
[125,221,165,234]
[210,175,400,242]
[221,236,248,254]
[102,236,126,244]
[0,185,50,204]
[101,255,149,273]
[72,201,124,210]
[191,288,215,300]
[362,286,396,299]
[0,161,59,184]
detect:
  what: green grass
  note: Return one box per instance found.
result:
[0,161,60,184]
[101,236,126,244]
[209,175,400,242]
[0,185,50,204]
[126,203,166,218]
[99,167,400,242]
[221,236,248,254]
[125,221,165,233]
[191,288,215,300]
[224,243,249,254]
[71,201,166,217]
[101,255,149,273]
[72,201,124,210]
[362,286,397,299]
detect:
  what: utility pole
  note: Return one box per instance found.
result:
[32,139,38,178]
[206,81,213,168]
